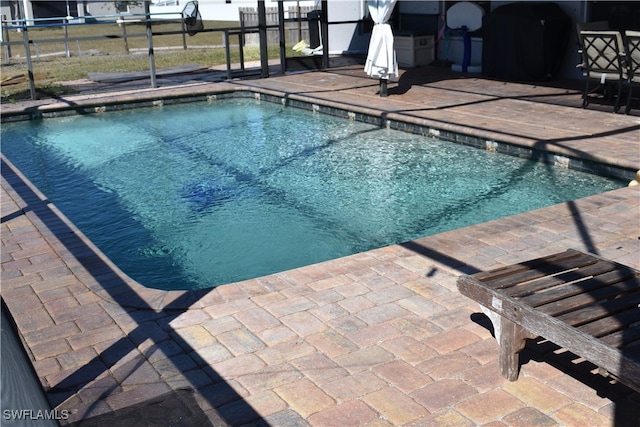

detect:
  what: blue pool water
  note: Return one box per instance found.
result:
[1,99,624,290]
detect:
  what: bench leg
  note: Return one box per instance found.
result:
[498,316,532,381]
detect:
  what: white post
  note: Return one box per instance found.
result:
[20,0,34,25]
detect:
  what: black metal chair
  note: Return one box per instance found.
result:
[624,30,640,114]
[578,30,628,112]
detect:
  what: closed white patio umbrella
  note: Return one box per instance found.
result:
[364,0,398,97]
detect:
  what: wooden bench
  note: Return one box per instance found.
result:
[457,249,640,393]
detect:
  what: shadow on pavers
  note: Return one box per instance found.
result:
[67,389,215,427]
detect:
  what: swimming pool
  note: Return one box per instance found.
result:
[1,98,624,290]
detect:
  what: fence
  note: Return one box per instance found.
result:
[239,6,318,47]
[0,11,232,63]
[1,11,260,101]
[0,3,340,101]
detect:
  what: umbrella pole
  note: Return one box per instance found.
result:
[379,78,388,97]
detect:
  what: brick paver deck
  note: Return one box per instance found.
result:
[2,65,639,426]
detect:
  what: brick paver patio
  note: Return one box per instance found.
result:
[1,65,639,426]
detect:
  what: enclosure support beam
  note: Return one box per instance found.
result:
[3,15,12,64]
[321,0,329,69]
[258,0,269,78]
[145,1,157,88]
[224,30,232,80]
[277,1,286,74]
[21,22,36,101]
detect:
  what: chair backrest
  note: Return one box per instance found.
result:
[579,30,627,79]
[625,30,640,80]
[576,21,609,39]
[576,22,610,68]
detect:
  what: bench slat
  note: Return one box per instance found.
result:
[518,270,638,307]
[504,260,618,298]
[577,307,640,338]
[470,249,583,283]
[556,290,640,327]
[482,252,597,290]
[537,278,640,317]
[599,324,640,348]
[621,340,640,359]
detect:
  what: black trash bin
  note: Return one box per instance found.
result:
[482,2,571,81]
[307,10,321,49]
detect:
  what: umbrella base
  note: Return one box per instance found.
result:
[379,78,388,97]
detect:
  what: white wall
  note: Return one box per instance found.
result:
[326,0,368,54]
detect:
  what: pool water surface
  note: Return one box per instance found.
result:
[0,98,624,290]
